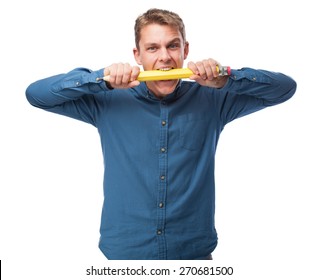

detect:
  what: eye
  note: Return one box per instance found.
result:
[147,46,157,52]
[168,43,179,49]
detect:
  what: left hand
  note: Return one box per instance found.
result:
[187,58,228,88]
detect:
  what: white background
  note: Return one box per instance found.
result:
[0,0,316,279]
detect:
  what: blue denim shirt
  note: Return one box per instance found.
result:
[26,67,296,260]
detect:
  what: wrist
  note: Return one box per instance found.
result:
[214,76,229,88]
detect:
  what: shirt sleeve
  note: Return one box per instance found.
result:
[216,67,297,125]
[26,67,110,126]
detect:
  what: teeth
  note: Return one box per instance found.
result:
[159,68,172,71]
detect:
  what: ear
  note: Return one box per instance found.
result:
[184,41,189,60]
[133,47,142,65]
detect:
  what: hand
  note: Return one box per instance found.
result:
[187,58,228,88]
[104,63,140,89]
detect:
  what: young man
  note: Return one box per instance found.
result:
[26,8,296,260]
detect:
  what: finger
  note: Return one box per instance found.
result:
[107,63,119,84]
[187,61,199,77]
[104,67,111,77]
[115,63,124,85]
[130,65,141,82]
[105,65,113,84]
[128,80,140,88]
[208,58,221,78]
[122,63,132,85]
[203,59,214,81]
[127,66,141,88]
[195,61,207,80]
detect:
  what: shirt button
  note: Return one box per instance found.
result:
[157,230,162,235]
[76,81,81,86]
[160,175,165,180]
[161,120,166,126]
[161,147,166,153]
[159,202,164,208]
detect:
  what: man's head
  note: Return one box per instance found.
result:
[134,8,186,51]
[133,8,189,98]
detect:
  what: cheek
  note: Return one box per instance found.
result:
[135,53,143,65]
[172,50,186,61]
[139,55,156,69]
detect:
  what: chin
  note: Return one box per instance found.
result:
[151,80,179,97]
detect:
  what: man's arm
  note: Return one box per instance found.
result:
[25,67,112,125]
[215,67,297,124]
[26,68,108,109]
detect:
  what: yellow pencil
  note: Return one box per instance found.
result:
[101,66,231,82]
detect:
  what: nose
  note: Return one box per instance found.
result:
[159,48,171,62]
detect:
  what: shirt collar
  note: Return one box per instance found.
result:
[138,80,184,102]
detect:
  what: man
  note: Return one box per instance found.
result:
[26,8,296,260]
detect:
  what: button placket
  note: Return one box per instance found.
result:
[156,101,168,260]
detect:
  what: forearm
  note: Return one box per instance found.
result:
[223,68,297,105]
[26,68,108,109]
[214,68,297,124]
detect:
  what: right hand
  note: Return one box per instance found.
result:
[187,59,228,89]
[104,63,140,88]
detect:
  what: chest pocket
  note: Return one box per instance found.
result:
[177,114,209,151]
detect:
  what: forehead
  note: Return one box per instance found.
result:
[139,24,183,44]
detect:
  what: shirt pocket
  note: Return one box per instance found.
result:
[176,113,209,151]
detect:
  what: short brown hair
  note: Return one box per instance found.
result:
[134,8,186,50]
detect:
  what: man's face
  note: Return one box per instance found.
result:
[133,24,189,98]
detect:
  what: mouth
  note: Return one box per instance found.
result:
[157,67,174,71]
[154,68,176,82]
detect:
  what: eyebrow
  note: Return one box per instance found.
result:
[144,38,182,47]
[168,38,182,44]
